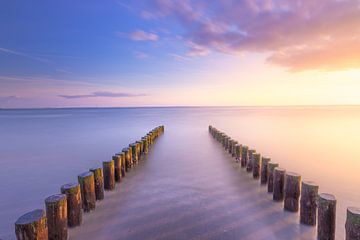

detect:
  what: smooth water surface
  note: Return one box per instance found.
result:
[0,107,359,239]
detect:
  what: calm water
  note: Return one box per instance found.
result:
[0,106,359,239]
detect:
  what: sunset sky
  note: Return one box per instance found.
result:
[1,0,360,108]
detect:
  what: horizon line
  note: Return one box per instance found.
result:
[1,104,360,110]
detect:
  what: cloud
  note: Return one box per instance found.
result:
[133,51,149,59]
[140,0,360,71]
[59,91,146,99]
[0,47,51,63]
[129,30,159,41]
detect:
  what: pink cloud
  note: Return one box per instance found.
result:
[130,30,159,41]
[141,0,360,71]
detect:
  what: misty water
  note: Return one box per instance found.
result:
[0,107,359,239]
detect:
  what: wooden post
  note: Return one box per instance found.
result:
[142,137,148,154]
[267,162,279,193]
[228,139,233,154]
[117,152,126,177]
[241,146,248,168]
[60,183,82,227]
[112,155,122,183]
[89,167,104,200]
[130,143,138,165]
[273,167,286,201]
[284,172,301,212]
[300,181,319,225]
[260,157,271,185]
[235,144,242,162]
[346,207,360,240]
[15,209,48,240]
[222,135,227,148]
[253,153,261,179]
[318,193,336,240]
[232,141,238,157]
[122,147,131,171]
[78,171,96,212]
[136,141,142,159]
[247,149,256,172]
[103,160,115,191]
[45,194,67,240]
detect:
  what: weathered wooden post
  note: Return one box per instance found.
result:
[247,149,256,172]
[260,157,271,185]
[273,167,286,201]
[45,194,67,240]
[136,141,142,159]
[78,171,96,212]
[284,172,301,212]
[346,207,360,240]
[15,209,48,240]
[60,183,82,227]
[267,162,279,193]
[117,152,126,177]
[318,193,336,240]
[112,155,122,183]
[89,167,104,200]
[241,146,249,168]
[122,147,131,171]
[130,143,138,165]
[300,181,319,225]
[142,137,149,154]
[235,144,242,163]
[228,139,233,154]
[253,153,261,179]
[103,160,115,191]
[232,141,238,157]
[222,135,227,148]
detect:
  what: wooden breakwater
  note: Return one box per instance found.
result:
[209,125,360,240]
[14,126,164,240]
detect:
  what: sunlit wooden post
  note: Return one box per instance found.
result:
[45,194,67,240]
[318,193,336,240]
[130,143,138,165]
[122,147,131,171]
[346,207,360,240]
[300,181,319,225]
[60,183,82,227]
[89,167,104,200]
[273,167,286,201]
[284,172,301,212]
[78,171,96,212]
[142,137,148,154]
[241,146,249,168]
[235,144,242,162]
[232,140,238,157]
[253,153,261,179]
[112,155,122,183]
[260,157,271,185]
[247,149,256,172]
[103,160,115,191]
[15,209,48,240]
[267,162,279,193]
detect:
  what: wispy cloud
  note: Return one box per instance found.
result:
[133,51,149,59]
[129,30,159,41]
[0,47,51,63]
[59,91,146,99]
[140,0,360,71]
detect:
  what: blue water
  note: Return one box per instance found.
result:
[1,107,360,239]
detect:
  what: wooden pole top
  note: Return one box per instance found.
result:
[285,172,301,178]
[274,167,286,173]
[262,157,271,163]
[319,193,336,202]
[78,171,93,179]
[45,194,66,204]
[61,183,79,192]
[15,209,45,225]
[302,181,319,190]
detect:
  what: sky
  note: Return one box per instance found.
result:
[1,0,360,108]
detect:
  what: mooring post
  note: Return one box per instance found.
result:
[103,160,115,191]
[60,183,82,227]
[284,172,301,212]
[15,209,48,240]
[142,137,149,154]
[241,146,249,168]
[78,171,96,212]
[346,207,360,240]
[300,181,319,225]
[253,153,261,179]
[112,155,122,183]
[89,167,104,200]
[130,143,138,165]
[247,149,256,172]
[273,167,286,201]
[267,162,279,193]
[260,157,271,185]
[136,141,142,159]
[45,194,67,240]
[318,193,336,240]
[117,152,126,177]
